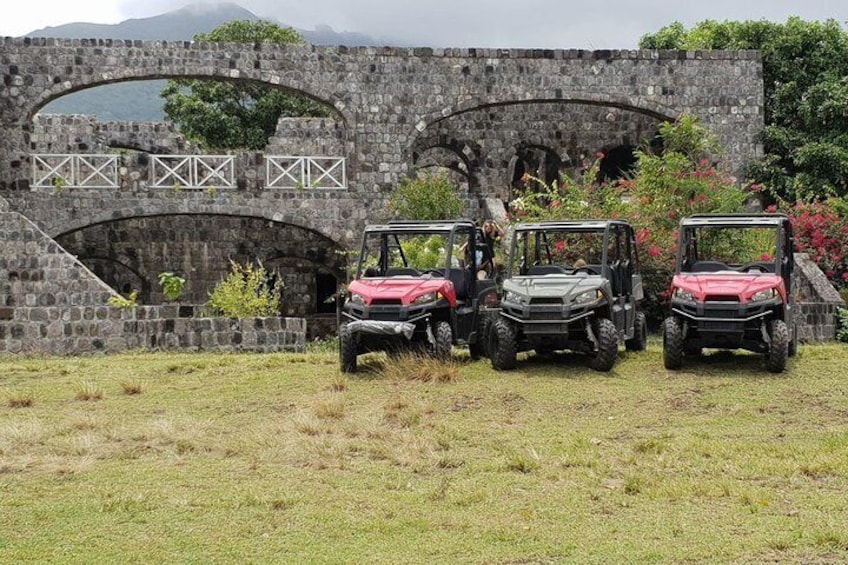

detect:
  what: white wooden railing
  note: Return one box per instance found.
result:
[31,153,347,191]
[31,154,119,189]
[150,155,236,190]
[265,156,347,189]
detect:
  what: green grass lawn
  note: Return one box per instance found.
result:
[1,343,847,564]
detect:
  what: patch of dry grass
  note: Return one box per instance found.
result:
[74,381,104,401]
[0,345,847,563]
[5,390,33,408]
[120,380,143,395]
[379,352,459,383]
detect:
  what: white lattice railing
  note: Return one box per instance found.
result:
[265,156,347,189]
[150,155,236,190]
[31,154,119,189]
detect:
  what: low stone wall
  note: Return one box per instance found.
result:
[0,304,306,355]
[794,253,845,341]
[0,208,307,356]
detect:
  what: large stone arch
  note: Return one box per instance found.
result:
[416,95,678,134]
[22,68,354,129]
[406,97,671,203]
[55,212,347,317]
[32,194,354,245]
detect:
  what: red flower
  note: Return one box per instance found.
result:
[765,204,777,213]
[551,200,561,207]
[596,151,605,159]
[647,245,662,258]
[761,253,772,261]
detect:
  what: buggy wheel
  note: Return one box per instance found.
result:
[662,317,684,370]
[765,319,789,373]
[432,321,453,361]
[788,323,798,357]
[469,313,492,360]
[625,311,648,351]
[588,318,618,372]
[490,317,517,371]
[339,324,358,373]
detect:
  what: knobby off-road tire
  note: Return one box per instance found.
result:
[339,324,358,373]
[433,321,453,361]
[625,311,648,351]
[662,317,684,370]
[788,323,798,358]
[469,313,492,361]
[490,317,517,371]
[765,319,789,373]
[588,318,618,372]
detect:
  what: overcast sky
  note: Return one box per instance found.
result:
[2,0,846,48]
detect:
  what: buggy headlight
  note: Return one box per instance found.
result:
[412,292,437,305]
[751,288,778,302]
[574,289,602,304]
[504,291,526,304]
[349,292,366,305]
[673,288,695,301]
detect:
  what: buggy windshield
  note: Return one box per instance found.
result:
[680,225,780,274]
[357,230,473,278]
[511,227,608,277]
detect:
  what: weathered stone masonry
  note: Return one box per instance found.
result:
[13,38,843,352]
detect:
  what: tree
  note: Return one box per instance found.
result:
[640,18,848,201]
[388,173,464,221]
[161,20,329,150]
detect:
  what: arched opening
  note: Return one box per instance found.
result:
[30,76,346,155]
[510,144,563,191]
[315,272,339,314]
[408,99,669,203]
[55,214,346,333]
[598,145,638,182]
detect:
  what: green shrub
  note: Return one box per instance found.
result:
[837,307,848,343]
[208,261,283,317]
[158,272,186,302]
[108,290,138,309]
[388,172,463,220]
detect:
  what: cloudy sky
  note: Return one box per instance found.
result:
[1,0,845,48]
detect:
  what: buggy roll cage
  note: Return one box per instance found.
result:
[355,220,478,279]
[509,220,639,277]
[676,213,794,292]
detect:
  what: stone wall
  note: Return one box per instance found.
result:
[0,303,306,355]
[55,214,346,314]
[2,39,764,201]
[793,253,845,341]
[31,115,200,154]
[266,117,347,156]
[0,208,306,355]
[413,102,662,199]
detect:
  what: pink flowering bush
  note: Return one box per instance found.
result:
[508,116,747,325]
[780,198,848,290]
